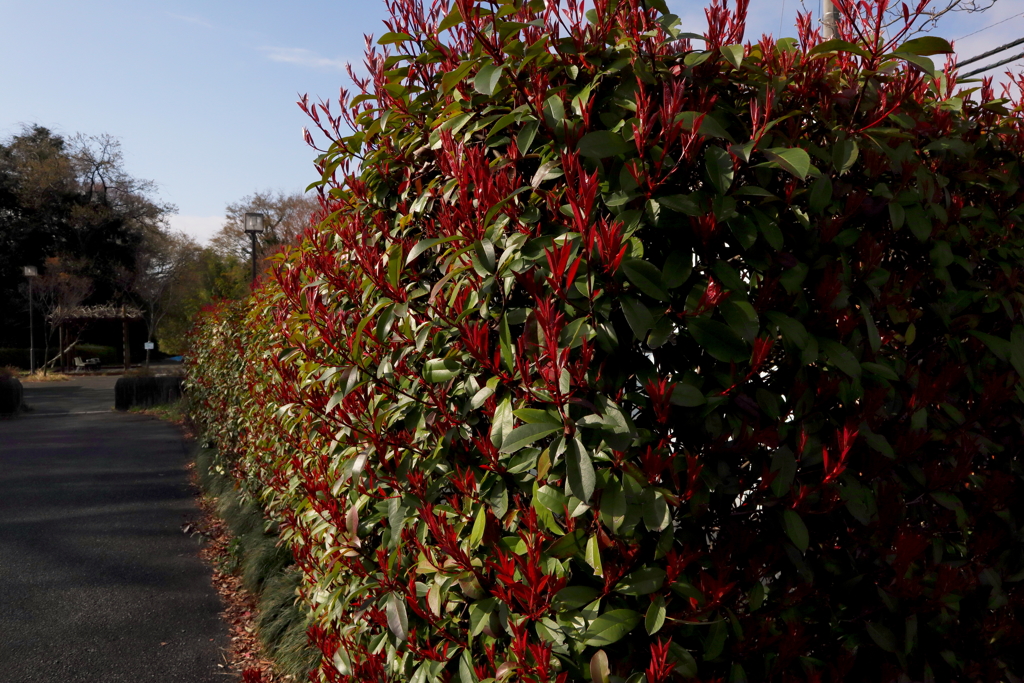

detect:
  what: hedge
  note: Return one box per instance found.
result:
[114,376,183,411]
[186,0,1024,681]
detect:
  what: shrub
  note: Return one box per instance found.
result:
[0,375,23,414]
[114,376,183,410]
[0,349,30,369]
[187,0,1024,681]
[194,446,322,679]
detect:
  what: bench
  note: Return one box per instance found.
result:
[73,356,101,371]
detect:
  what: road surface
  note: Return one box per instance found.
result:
[0,376,228,682]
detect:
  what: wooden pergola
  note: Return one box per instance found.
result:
[48,304,144,371]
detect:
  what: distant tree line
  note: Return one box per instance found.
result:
[0,125,319,365]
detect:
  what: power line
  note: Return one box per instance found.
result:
[956,12,1024,42]
[960,49,1024,78]
[959,36,1024,67]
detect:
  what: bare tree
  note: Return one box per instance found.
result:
[809,0,1002,37]
[210,190,320,260]
[67,133,174,242]
[35,256,92,374]
[915,0,1001,34]
[131,230,200,365]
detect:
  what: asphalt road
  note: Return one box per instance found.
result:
[0,377,229,682]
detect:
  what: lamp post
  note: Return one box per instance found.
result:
[243,213,266,284]
[23,266,38,373]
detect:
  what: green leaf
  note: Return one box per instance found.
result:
[647,315,675,349]
[832,139,859,175]
[678,111,734,141]
[720,300,759,343]
[441,61,474,93]
[683,50,713,67]
[377,31,412,45]
[559,318,595,349]
[866,622,898,652]
[621,259,670,300]
[517,118,540,154]
[553,586,600,610]
[720,44,744,69]
[749,583,765,611]
[905,205,932,241]
[566,437,596,503]
[670,383,705,407]
[783,509,809,553]
[668,643,699,677]
[474,63,504,95]
[583,609,641,646]
[500,315,514,371]
[536,483,569,516]
[687,317,748,363]
[642,488,671,531]
[889,202,906,231]
[489,396,514,448]
[820,339,862,379]
[970,331,1011,361]
[616,567,666,596]
[766,312,809,349]
[459,650,478,683]
[590,650,610,683]
[809,175,833,214]
[862,362,899,381]
[326,390,346,413]
[703,620,728,660]
[544,95,565,128]
[705,145,734,194]
[621,296,655,340]
[895,36,953,56]
[499,423,562,453]
[646,595,667,635]
[585,534,603,576]
[662,250,693,289]
[762,147,811,179]
[862,429,895,459]
[386,592,409,641]
[779,262,808,294]
[513,408,562,426]
[474,239,496,272]
[438,5,464,32]
[547,528,586,558]
[469,506,487,548]
[423,357,462,383]
[659,194,701,216]
[577,130,630,159]
[406,235,463,264]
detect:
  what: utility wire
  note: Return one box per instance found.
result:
[960,49,1024,77]
[956,12,1024,42]
[958,36,1024,67]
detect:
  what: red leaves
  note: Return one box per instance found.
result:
[822,423,858,483]
[645,638,675,683]
[586,217,628,276]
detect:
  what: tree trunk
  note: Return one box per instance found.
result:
[122,307,130,371]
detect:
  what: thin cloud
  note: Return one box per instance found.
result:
[263,47,349,71]
[166,12,213,29]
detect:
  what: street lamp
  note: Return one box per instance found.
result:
[243,213,266,284]
[23,266,38,373]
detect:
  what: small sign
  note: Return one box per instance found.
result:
[144,342,155,350]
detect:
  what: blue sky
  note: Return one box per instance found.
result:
[1,1,1021,244]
